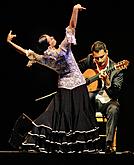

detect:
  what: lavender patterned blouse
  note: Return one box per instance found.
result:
[26,26,86,90]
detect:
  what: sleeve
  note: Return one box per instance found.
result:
[25,49,61,73]
[104,71,124,100]
[59,26,76,52]
[25,49,44,67]
[65,26,76,45]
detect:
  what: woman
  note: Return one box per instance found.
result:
[7,4,100,153]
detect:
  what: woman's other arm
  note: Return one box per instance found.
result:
[7,30,27,55]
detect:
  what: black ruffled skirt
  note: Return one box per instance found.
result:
[22,84,100,153]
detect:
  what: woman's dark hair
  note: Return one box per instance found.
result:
[91,41,107,53]
[35,34,49,54]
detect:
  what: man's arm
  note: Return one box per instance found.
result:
[105,71,124,100]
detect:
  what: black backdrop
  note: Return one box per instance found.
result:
[0,0,134,152]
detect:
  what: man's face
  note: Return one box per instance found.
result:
[93,49,108,66]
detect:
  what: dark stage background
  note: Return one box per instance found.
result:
[0,0,134,152]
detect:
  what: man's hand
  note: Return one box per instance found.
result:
[99,70,111,87]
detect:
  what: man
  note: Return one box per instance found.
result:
[78,41,128,154]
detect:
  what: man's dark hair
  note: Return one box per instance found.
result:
[91,41,107,53]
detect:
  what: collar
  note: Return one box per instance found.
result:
[95,57,109,71]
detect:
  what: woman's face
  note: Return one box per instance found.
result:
[45,35,56,47]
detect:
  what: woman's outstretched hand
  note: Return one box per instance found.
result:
[7,30,16,43]
[74,4,86,11]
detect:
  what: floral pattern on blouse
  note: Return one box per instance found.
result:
[25,26,86,89]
